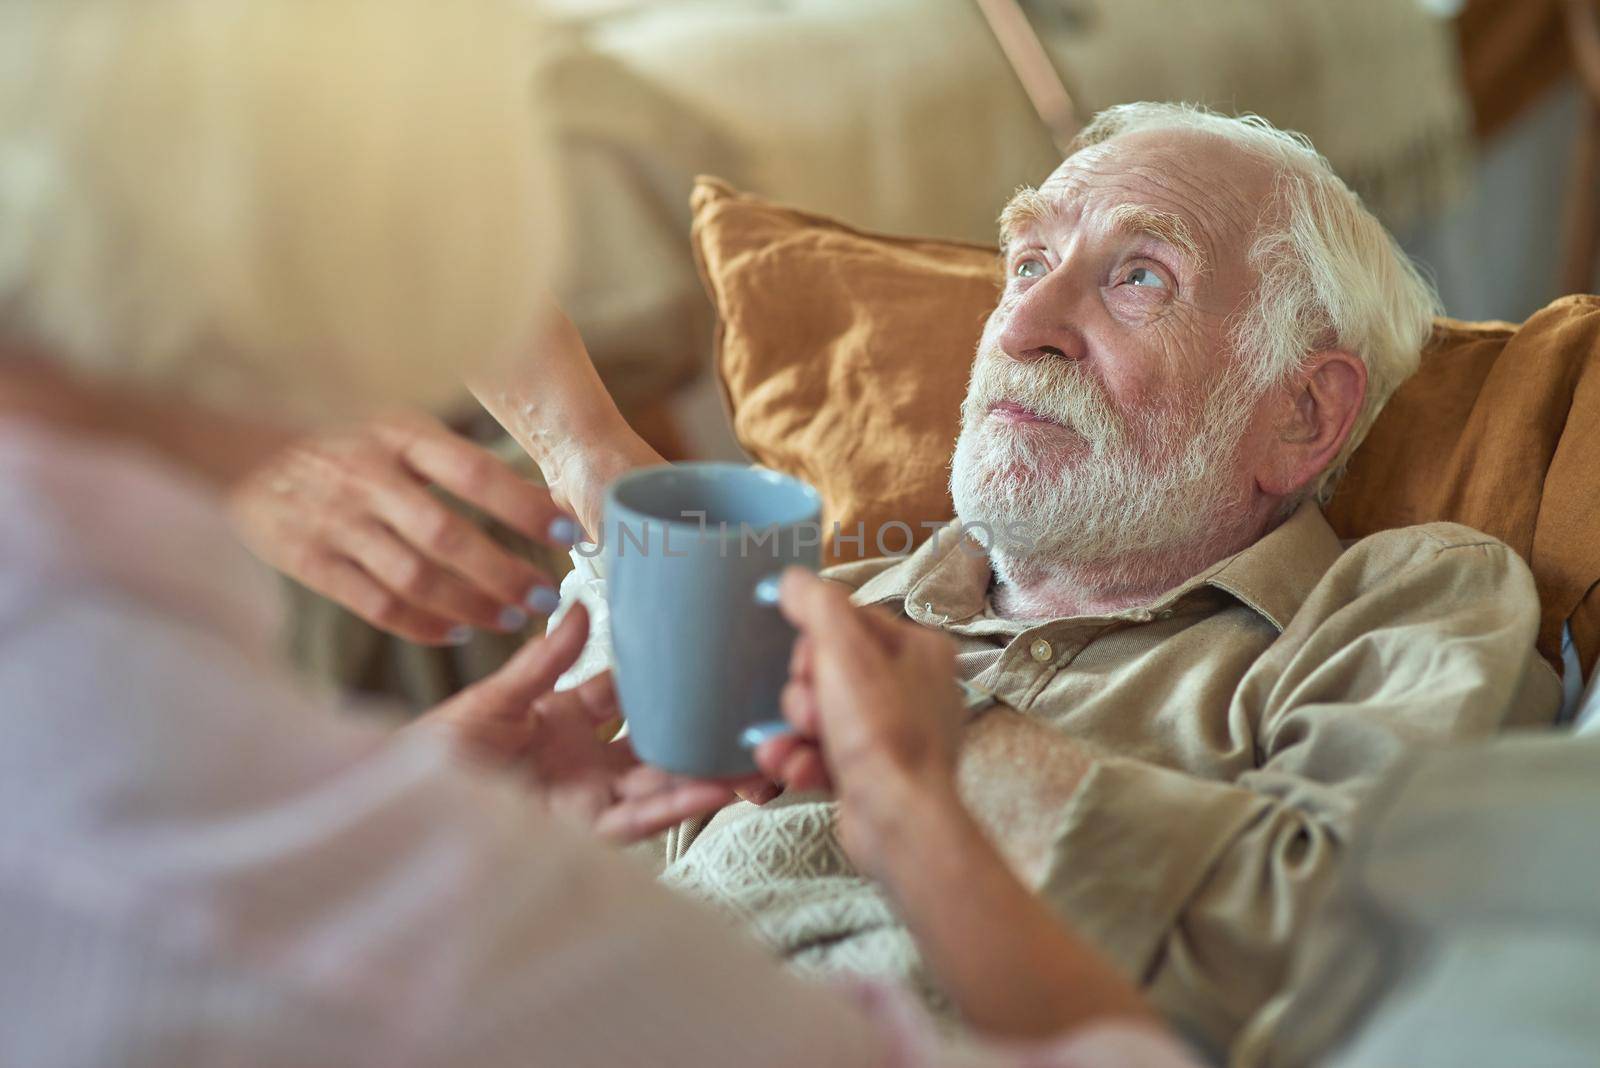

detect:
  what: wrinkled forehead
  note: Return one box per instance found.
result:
[1005,129,1274,266]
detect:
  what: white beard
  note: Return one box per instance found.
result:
[949,345,1259,590]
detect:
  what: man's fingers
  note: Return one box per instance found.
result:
[778,569,903,654]
[367,476,556,610]
[777,569,889,676]
[338,520,524,631]
[906,624,958,677]
[789,635,814,685]
[779,678,822,737]
[308,555,463,644]
[382,419,579,549]
[851,603,908,655]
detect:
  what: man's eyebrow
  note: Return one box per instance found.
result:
[1105,203,1207,273]
[997,186,1064,250]
[998,189,1208,274]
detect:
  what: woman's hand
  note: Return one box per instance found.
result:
[755,570,1156,1039]
[423,604,736,842]
[753,568,968,876]
[522,672,741,841]
[231,412,578,645]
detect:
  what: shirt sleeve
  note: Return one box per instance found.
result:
[1033,528,1564,1052]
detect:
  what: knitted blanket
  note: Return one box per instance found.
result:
[659,794,953,1018]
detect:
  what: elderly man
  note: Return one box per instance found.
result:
[236,103,1562,1052]
[641,105,1561,1051]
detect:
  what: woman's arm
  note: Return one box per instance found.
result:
[469,305,663,540]
[763,569,1159,1040]
[870,771,1158,1039]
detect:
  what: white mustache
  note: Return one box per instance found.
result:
[961,351,1129,451]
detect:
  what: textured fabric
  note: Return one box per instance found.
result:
[0,418,1177,1068]
[693,179,1600,675]
[1233,733,1600,1068]
[1023,0,1471,225]
[536,0,1467,409]
[542,0,1067,408]
[659,504,1561,1053]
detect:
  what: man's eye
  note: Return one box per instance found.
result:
[1014,257,1047,279]
[1123,266,1166,288]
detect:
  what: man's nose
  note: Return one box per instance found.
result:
[996,268,1089,365]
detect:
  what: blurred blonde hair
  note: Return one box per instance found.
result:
[1070,103,1442,502]
[0,0,553,415]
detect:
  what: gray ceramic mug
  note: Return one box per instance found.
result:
[602,463,823,777]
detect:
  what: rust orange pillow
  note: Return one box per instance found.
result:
[690,176,1600,675]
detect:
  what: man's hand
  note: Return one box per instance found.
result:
[423,604,737,842]
[231,412,578,645]
[753,569,968,876]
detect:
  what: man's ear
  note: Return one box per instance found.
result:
[1256,350,1367,498]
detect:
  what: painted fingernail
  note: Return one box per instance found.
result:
[739,722,793,749]
[445,625,473,646]
[497,606,528,631]
[753,575,781,607]
[524,585,560,615]
[547,516,581,547]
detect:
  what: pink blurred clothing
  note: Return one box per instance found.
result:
[0,419,1195,1068]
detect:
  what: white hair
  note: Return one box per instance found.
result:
[1070,102,1442,500]
[0,0,554,416]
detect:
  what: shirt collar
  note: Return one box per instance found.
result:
[851,521,991,625]
[853,501,1345,633]
[1200,500,1346,629]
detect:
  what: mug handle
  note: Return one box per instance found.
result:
[740,573,795,750]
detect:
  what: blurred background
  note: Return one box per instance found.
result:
[528,0,1599,462]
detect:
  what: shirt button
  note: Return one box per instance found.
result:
[1029,638,1053,663]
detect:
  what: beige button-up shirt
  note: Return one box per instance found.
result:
[663,503,1562,1053]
